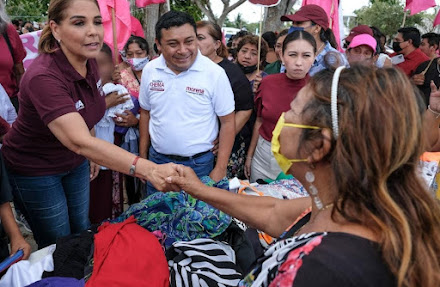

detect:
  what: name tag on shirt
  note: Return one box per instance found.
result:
[149,80,165,92]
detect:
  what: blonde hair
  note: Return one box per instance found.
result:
[39,0,99,53]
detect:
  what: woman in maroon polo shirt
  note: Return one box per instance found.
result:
[245,30,316,182]
[2,0,178,249]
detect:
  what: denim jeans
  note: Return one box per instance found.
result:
[146,147,214,196]
[7,160,91,248]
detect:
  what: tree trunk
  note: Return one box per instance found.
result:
[144,4,160,55]
[263,0,297,33]
[192,0,246,27]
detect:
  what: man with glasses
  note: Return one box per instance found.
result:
[390,27,429,77]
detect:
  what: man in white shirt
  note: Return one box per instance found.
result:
[139,11,235,195]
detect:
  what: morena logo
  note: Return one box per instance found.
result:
[186,86,205,96]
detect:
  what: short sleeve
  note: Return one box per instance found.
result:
[232,74,253,112]
[138,69,150,111]
[212,69,235,117]
[6,24,26,64]
[26,74,77,125]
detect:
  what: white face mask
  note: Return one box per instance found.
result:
[127,57,150,71]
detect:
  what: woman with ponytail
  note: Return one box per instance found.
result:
[281,4,348,76]
[2,0,179,249]
[167,65,440,287]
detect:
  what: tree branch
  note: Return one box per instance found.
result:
[192,0,217,24]
[222,0,246,16]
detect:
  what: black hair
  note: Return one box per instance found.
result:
[100,42,112,58]
[422,32,440,48]
[319,27,338,49]
[277,29,289,39]
[282,30,317,54]
[370,26,385,54]
[11,19,20,27]
[262,31,277,49]
[124,35,149,54]
[233,30,251,40]
[398,27,421,48]
[155,10,196,44]
[309,20,337,49]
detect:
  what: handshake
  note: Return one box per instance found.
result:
[147,163,205,195]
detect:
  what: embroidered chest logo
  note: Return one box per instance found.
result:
[75,100,85,111]
[186,86,205,96]
[149,80,165,91]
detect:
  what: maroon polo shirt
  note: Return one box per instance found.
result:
[391,48,429,77]
[2,47,105,176]
[256,73,309,141]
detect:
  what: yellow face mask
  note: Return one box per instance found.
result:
[271,112,322,174]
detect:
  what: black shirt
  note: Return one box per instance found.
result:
[414,57,440,107]
[218,58,253,112]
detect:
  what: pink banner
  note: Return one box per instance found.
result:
[20,30,42,70]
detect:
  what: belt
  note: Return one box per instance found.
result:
[162,150,211,161]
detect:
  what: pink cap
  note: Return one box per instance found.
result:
[348,34,377,53]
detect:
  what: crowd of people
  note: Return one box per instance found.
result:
[0,0,439,286]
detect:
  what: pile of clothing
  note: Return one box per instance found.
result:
[0,176,308,287]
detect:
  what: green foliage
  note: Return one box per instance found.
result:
[355,1,424,39]
[131,0,203,28]
[171,0,203,21]
[5,0,50,21]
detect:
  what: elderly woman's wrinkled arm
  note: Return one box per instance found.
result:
[167,165,311,238]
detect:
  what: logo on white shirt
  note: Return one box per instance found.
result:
[186,86,205,96]
[149,80,165,92]
[75,100,85,111]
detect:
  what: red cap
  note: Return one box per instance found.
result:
[345,25,373,43]
[281,5,329,31]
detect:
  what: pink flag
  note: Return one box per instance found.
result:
[135,0,166,8]
[405,0,436,16]
[434,10,440,27]
[97,0,132,51]
[303,0,342,51]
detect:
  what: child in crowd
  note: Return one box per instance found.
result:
[89,43,129,224]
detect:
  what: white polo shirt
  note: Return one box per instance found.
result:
[139,51,235,157]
